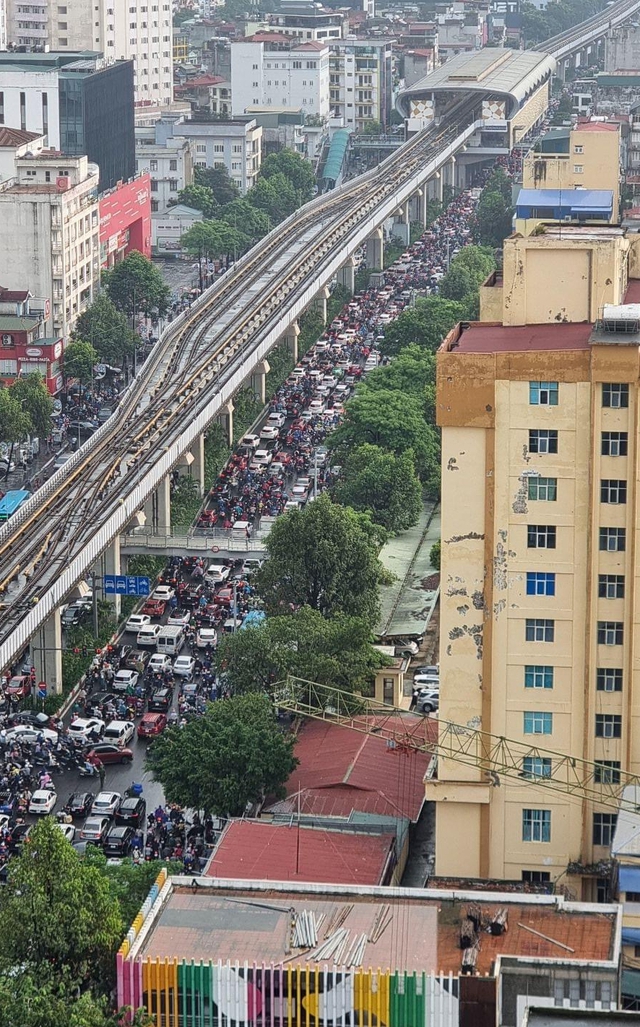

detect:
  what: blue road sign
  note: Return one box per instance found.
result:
[104,575,150,596]
[38,685,47,699]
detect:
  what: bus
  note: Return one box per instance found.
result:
[0,489,31,521]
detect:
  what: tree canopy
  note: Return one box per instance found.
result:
[104,250,170,318]
[260,148,315,202]
[216,607,385,694]
[9,373,54,437]
[472,187,514,250]
[73,292,138,366]
[0,387,32,443]
[181,219,244,262]
[63,339,98,384]
[333,444,423,533]
[218,198,271,243]
[255,493,385,625]
[248,173,300,224]
[146,693,297,816]
[379,296,466,356]
[194,164,240,206]
[170,183,218,217]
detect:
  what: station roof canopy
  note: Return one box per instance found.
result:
[397,47,556,117]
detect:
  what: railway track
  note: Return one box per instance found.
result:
[0,96,480,671]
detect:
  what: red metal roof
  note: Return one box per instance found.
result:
[0,287,31,302]
[265,717,433,822]
[451,322,593,354]
[205,820,395,885]
[625,279,640,303]
[0,127,41,147]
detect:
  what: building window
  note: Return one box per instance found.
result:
[0,92,4,125]
[595,713,622,738]
[529,381,558,406]
[522,756,552,777]
[522,870,551,883]
[524,711,553,735]
[528,477,557,501]
[597,621,623,645]
[196,144,206,154]
[526,571,555,596]
[19,91,26,132]
[599,527,625,552]
[522,809,551,842]
[574,144,583,153]
[149,160,158,171]
[573,164,583,173]
[527,525,556,549]
[524,665,553,689]
[169,159,177,171]
[213,144,224,153]
[150,199,158,211]
[601,479,627,504]
[602,383,629,408]
[598,574,624,599]
[594,760,621,784]
[168,180,177,191]
[150,180,158,192]
[601,431,628,456]
[528,429,558,454]
[525,619,554,642]
[596,668,622,692]
[593,813,617,846]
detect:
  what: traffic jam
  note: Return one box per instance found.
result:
[0,185,483,872]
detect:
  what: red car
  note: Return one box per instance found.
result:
[215,587,234,606]
[86,743,133,765]
[142,598,166,617]
[5,675,32,699]
[137,713,168,739]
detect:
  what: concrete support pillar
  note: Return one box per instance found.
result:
[409,188,427,228]
[36,608,63,696]
[391,202,410,245]
[102,536,122,616]
[143,492,156,532]
[156,475,171,534]
[433,170,443,204]
[191,433,206,496]
[336,256,357,295]
[365,227,384,270]
[217,400,234,446]
[446,156,456,196]
[312,285,330,324]
[250,358,270,405]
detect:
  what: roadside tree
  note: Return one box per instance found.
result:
[260,149,315,202]
[255,493,385,625]
[379,296,466,356]
[146,693,297,816]
[0,387,32,447]
[73,293,137,366]
[333,444,423,532]
[105,251,170,318]
[63,340,98,384]
[9,372,54,437]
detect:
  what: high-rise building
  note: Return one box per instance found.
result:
[5,0,173,108]
[0,52,135,191]
[329,39,393,132]
[0,146,99,338]
[434,224,640,901]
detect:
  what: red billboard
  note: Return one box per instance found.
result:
[99,174,152,266]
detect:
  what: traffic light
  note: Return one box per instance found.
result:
[81,645,88,658]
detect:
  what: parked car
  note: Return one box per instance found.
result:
[85,743,133,766]
[91,791,122,818]
[103,825,136,857]
[137,712,167,739]
[416,690,439,714]
[61,604,87,628]
[115,796,147,828]
[28,789,57,815]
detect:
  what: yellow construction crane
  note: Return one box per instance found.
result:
[274,677,636,815]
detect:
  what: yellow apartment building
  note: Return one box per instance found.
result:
[522,122,621,224]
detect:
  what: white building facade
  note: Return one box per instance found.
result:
[164,117,263,196]
[0,151,99,338]
[231,38,330,122]
[135,129,193,212]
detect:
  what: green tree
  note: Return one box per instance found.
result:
[260,148,315,202]
[218,198,271,242]
[484,167,512,205]
[217,608,385,695]
[430,538,441,571]
[333,444,423,532]
[363,119,383,135]
[472,190,514,249]
[84,848,182,928]
[146,694,297,816]
[9,372,54,437]
[181,219,244,262]
[0,818,122,983]
[364,344,435,399]
[438,263,479,302]
[194,164,240,205]
[451,244,496,279]
[247,173,299,224]
[379,296,466,356]
[0,967,112,1027]
[0,387,32,445]
[73,293,138,366]
[63,339,98,384]
[105,250,170,318]
[255,493,385,625]
[170,183,218,217]
[330,388,440,486]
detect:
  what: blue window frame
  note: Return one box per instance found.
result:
[522,757,552,778]
[523,808,551,842]
[530,381,558,406]
[526,572,555,596]
[524,666,554,689]
[524,711,553,735]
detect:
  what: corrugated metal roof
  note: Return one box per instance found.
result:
[516,187,613,212]
[205,820,395,885]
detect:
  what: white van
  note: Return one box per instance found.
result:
[156,624,185,656]
[137,623,161,648]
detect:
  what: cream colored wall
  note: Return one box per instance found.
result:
[479,283,503,322]
[510,81,550,147]
[502,235,629,326]
[523,126,620,221]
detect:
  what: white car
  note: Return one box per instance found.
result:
[204,563,230,584]
[68,717,105,742]
[29,789,57,815]
[266,412,286,428]
[167,609,191,627]
[291,485,309,502]
[148,653,173,674]
[113,669,139,692]
[152,585,175,602]
[5,725,59,746]
[91,791,122,818]
[103,720,135,745]
[196,628,218,649]
[55,822,76,842]
[173,655,195,679]
[253,449,272,466]
[259,425,280,441]
[125,613,151,633]
[239,433,260,449]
